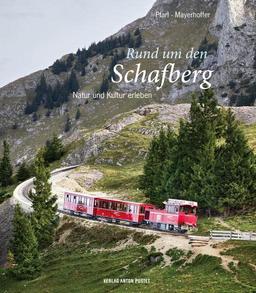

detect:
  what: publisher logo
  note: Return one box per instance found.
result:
[103,278,150,284]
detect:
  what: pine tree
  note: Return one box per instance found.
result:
[52,81,62,106]
[165,91,221,212]
[215,109,256,215]
[52,59,67,74]
[81,67,86,76]
[66,54,74,68]
[29,151,58,249]
[17,162,31,182]
[68,70,79,92]
[134,28,141,36]
[128,37,135,48]
[141,90,222,212]
[44,135,64,163]
[24,75,48,114]
[10,205,41,280]
[134,33,142,48]
[64,115,71,132]
[75,108,81,120]
[34,75,47,110]
[99,77,109,93]
[32,112,38,122]
[0,190,10,202]
[45,85,54,109]
[140,128,177,206]
[0,140,13,187]
[62,78,70,103]
[36,75,47,98]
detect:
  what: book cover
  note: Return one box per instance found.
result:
[0,1,255,292]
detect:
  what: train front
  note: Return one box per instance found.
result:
[165,199,198,230]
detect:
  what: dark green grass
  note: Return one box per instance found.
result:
[221,241,256,289]
[114,255,251,293]
[1,248,252,293]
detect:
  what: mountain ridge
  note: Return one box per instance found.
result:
[0,0,255,165]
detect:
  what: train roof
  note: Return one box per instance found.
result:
[165,199,198,207]
[64,190,154,206]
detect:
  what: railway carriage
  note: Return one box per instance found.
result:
[64,192,95,217]
[93,197,155,224]
[63,191,155,224]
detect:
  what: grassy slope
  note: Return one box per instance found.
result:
[241,124,256,151]
[1,219,255,293]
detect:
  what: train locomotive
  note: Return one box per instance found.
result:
[63,191,198,233]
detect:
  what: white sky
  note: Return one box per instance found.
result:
[0,0,155,87]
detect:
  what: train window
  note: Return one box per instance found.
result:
[167,205,177,214]
[180,206,193,214]
[116,203,125,211]
[66,194,71,202]
[73,196,77,203]
[140,206,145,214]
[134,206,138,215]
[111,202,117,210]
[128,205,134,213]
[100,200,109,209]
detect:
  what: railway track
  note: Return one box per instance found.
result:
[58,209,189,237]
[12,165,79,212]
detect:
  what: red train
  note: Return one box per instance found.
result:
[63,192,198,232]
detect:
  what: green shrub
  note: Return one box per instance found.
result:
[166,248,185,261]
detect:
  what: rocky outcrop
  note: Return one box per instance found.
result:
[167,0,256,104]
[64,112,145,165]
